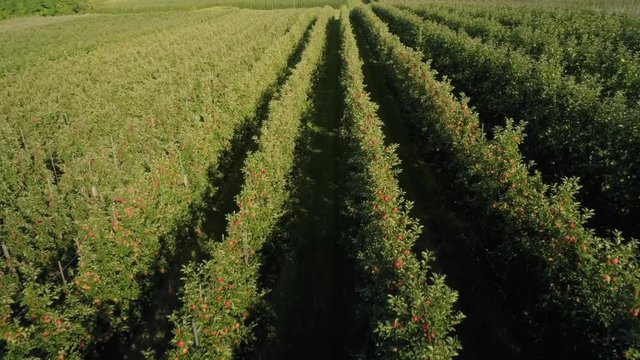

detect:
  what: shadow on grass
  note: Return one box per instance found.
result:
[238,18,362,360]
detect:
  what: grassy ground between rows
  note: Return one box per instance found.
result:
[245,17,362,359]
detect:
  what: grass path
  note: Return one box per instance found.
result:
[246,17,360,359]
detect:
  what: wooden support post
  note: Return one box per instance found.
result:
[19,128,28,152]
[58,261,67,286]
[1,242,11,261]
[192,319,199,347]
[243,233,249,266]
[50,154,58,181]
[2,242,20,280]
[110,135,118,165]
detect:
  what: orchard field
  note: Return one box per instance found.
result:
[1,0,639,359]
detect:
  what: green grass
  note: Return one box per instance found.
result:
[91,0,346,12]
[202,0,348,9]
[90,0,233,12]
[0,0,346,17]
[246,18,358,358]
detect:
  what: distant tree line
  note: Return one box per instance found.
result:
[0,0,89,19]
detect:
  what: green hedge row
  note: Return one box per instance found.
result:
[371,2,640,239]
[391,1,640,102]
[339,7,463,359]
[168,11,330,359]
[353,5,640,358]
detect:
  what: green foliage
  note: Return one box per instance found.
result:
[371,2,640,239]
[378,0,640,106]
[352,4,640,357]
[1,0,639,357]
[376,0,640,16]
[0,8,314,358]
[168,10,331,358]
[387,1,640,101]
[0,9,236,78]
[0,0,89,19]
[339,7,462,358]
